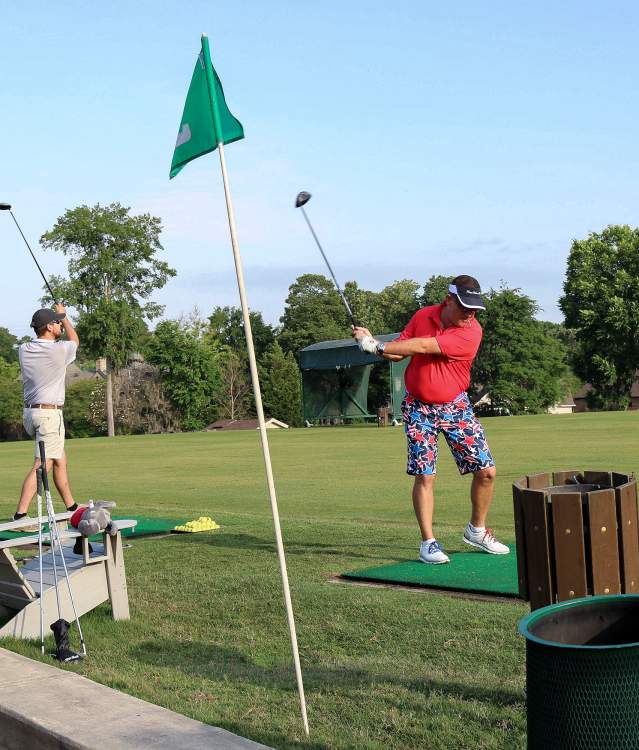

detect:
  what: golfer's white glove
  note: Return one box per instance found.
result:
[357,335,379,354]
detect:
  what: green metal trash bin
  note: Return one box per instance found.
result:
[519,595,639,749]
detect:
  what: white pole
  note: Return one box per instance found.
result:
[216,141,310,736]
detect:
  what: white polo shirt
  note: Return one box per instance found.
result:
[19,339,78,406]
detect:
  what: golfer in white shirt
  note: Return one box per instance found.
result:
[12,304,80,525]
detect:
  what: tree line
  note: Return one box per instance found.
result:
[1,203,637,439]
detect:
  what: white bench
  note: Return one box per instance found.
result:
[0,514,137,640]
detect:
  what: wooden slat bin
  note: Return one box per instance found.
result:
[512,470,639,610]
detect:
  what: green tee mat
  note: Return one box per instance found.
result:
[342,547,519,597]
[0,517,182,542]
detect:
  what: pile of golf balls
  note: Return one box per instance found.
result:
[174,516,220,532]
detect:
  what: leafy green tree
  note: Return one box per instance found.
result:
[343,282,384,333]
[421,275,453,307]
[538,321,579,364]
[0,327,21,363]
[64,380,104,438]
[214,348,252,420]
[560,225,639,409]
[206,306,275,361]
[146,320,221,431]
[473,286,566,414]
[259,342,302,426]
[279,274,351,355]
[41,203,176,436]
[538,321,583,402]
[0,360,24,439]
[376,280,420,332]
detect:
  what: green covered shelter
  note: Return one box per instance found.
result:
[298,334,409,423]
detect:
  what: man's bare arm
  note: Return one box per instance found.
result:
[383,337,441,356]
[55,303,80,347]
[352,326,439,360]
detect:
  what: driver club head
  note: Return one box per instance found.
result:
[0,203,12,211]
[295,191,311,208]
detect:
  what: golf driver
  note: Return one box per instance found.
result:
[0,203,56,301]
[295,191,356,326]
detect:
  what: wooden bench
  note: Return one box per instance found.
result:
[0,514,137,639]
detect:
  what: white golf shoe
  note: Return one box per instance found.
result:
[463,525,510,554]
[11,516,40,533]
[419,539,450,564]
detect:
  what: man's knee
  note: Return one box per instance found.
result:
[474,466,496,484]
[414,473,436,488]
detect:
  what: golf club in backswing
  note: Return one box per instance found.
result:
[295,191,357,327]
[0,203,57,302]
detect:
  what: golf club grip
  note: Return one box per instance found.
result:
[38,441,50,492]
[36,467,43,496]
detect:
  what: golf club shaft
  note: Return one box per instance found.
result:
[39,441,86,654]
[299,206,355,326]
[39,443,61,618]
[36,469,44,654]
[8,211,56,301]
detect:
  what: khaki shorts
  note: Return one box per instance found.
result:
[23,408,65,460]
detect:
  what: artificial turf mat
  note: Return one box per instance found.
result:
[341,546,519,597]
[0,516,182,541]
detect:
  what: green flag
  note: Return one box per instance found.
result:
[170,36,244,179]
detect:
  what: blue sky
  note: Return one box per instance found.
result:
[2,1,637,337]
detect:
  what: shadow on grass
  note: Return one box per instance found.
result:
[169,532,407,561]
[131,638,522,708]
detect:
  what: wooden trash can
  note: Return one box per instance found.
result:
[512,470,639,610]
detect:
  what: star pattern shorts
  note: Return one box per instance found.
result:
[401,391,495,475]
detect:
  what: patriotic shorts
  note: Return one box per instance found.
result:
[401,392,495,476]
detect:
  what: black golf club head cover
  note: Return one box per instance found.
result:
[72,537,93,555]
[50,618,82,662]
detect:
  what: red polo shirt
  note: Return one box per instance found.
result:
[398,304,482,404]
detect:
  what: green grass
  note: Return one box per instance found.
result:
[0,412,637,749]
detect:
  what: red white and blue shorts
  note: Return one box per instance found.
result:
[401,391,495,476]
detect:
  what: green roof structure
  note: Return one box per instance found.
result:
[298,334,409,422]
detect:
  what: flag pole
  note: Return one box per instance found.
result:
[215,141,310,737]
[200,34,309,736]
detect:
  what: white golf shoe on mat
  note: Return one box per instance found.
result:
[419,539,450,564]
[463,525,509,554]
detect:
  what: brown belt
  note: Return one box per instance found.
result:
[25,404,62,410]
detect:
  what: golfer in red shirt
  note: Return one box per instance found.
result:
[354,274,509,564]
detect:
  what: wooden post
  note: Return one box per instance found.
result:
[616,482,639,594]
[588,488,621,595]
[522,488,553,610]
[512,479,529,600]
[551,493,587,601]
[105,532,130,620]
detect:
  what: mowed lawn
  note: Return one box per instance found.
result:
[0,412,637,749]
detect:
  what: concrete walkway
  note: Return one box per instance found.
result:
[0,647,272,750]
